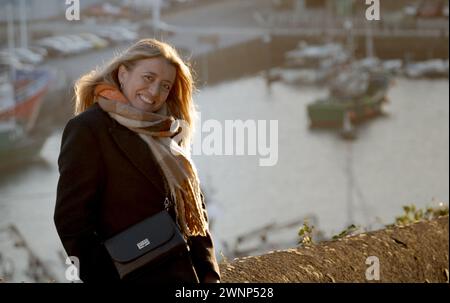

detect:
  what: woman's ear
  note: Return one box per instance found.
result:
[118,65,128,86]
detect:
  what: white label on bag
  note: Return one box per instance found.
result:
[137,238,150,250]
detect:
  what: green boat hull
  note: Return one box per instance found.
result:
[307,92,386,128]
[308,71,391,128]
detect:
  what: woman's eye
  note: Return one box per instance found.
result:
[162,84,171,91]
[144,75,154,82]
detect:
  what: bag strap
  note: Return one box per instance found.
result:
[159,172,173,211]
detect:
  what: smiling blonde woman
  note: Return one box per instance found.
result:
[54,38,220,283]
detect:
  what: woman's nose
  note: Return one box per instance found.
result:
[147,83,160,98]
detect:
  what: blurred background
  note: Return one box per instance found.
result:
[0,0,448,282]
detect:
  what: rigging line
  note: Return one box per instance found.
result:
[344,142,372,226]
[345,142,354,225]
[353,176,372,224]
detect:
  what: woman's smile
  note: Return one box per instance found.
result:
[137,93,155,105]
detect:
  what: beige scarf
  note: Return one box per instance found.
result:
[94,84,208,238]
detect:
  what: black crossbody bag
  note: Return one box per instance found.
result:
[104,202,190,280]
[104,164,200,281]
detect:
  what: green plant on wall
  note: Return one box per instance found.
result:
[332,224,359,240]
[297,220,314,245]
[392,203,449,227]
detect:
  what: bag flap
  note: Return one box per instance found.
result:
[104,211,177,263]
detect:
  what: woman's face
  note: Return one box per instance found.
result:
[118,57,176,112]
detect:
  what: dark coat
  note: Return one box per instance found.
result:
[54,103,221,283]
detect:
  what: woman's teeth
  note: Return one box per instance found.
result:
[139,94,154,104]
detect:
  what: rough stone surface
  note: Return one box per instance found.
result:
[219,216,449,283]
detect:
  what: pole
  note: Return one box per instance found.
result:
[6,3,16,80]
[19,0,28,49]
[6,4,15,54]
[366,23,375,58]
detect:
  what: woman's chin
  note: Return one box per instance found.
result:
[130,99,155,112]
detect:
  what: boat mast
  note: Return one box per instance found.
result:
[343,0,354,59]
[5,2,17,129]
[19,0,28,49]
[6,3,16,80]
[365,23,375,58]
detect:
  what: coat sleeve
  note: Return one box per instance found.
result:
[54,117,116,282]
[188,192,221,282]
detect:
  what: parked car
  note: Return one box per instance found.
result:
[0,48,43,65]
[0,52,27,69]
[78,33,109,49]
[64,35,94,51]
[13,48,44,65]
[96,27,138,43]
[27,46,48,58]
[37,37,71,56]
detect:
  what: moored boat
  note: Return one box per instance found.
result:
[0,70,50,169]
[285,42,350,69]
[0,68,50,124]
[307,71,391,129]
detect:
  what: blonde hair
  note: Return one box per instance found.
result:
[74,38,197,148]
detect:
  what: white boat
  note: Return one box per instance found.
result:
[405,59,449,78]
[285,42,350,69]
